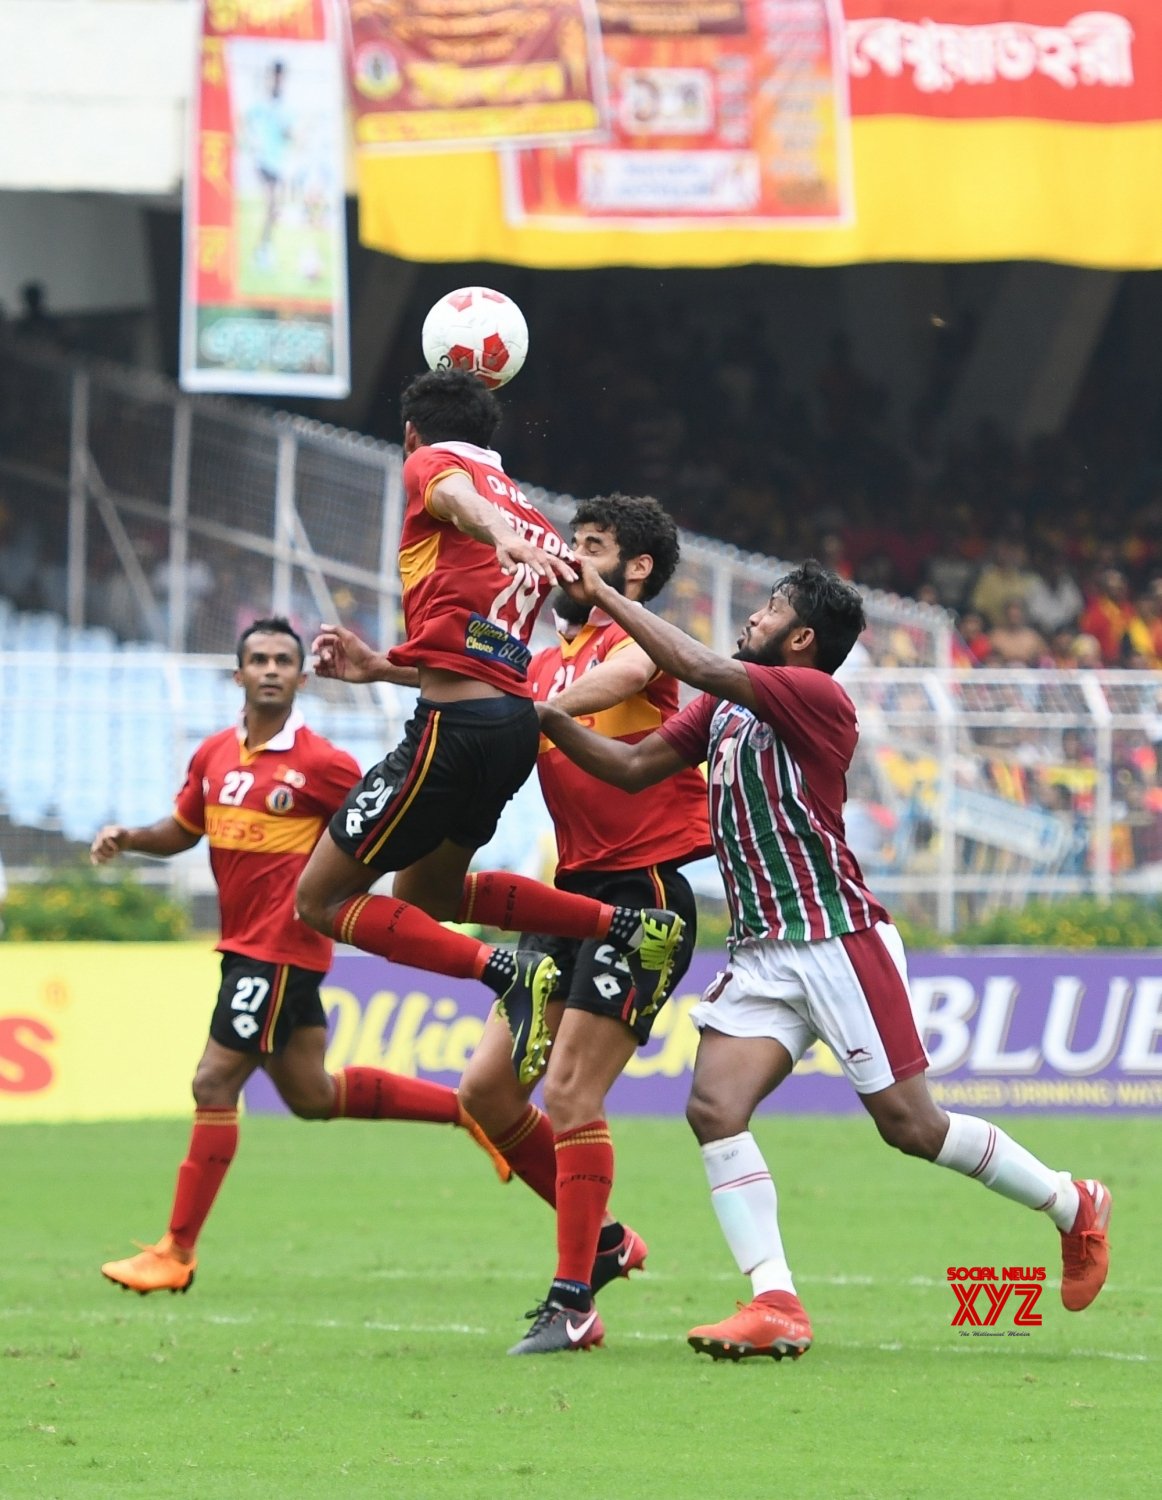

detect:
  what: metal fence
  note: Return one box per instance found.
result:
[0,336,952,666]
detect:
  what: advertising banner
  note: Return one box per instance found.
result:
[180,0,349,396]
[348,0,607,151]
[504,0,851,227]
[6,946,1161,1122]
[356,0,1162,269]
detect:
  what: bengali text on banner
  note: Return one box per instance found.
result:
[180,0,349,397]
[347,0,607,151]
[355,0,1162,269]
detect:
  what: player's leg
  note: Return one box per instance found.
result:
[100,1029,254,1295]
[265,1021,510,1181]
[815,922,1112,1312]
[295,704,562,1064]
[683,945,817,1360]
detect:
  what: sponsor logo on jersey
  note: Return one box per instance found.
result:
[274,765,307,788]
[464,613,532,675]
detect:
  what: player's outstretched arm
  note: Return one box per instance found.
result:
[312,624,420,687]
[89,817,201,865]
[548,643,656,717]
[564,560,758,710]
[537,702,686,791]
[429,472,576,583]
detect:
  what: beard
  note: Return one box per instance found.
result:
[552,558,629,626]
[734,618,797,667]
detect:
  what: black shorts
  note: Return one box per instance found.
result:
[524,863,698,1045]
[329,695,539,873]
[210,953,327,1055]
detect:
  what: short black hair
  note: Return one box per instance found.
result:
[236,616,305,669]
[571,493,680,602]
[401,369,502,449]
[774,559,866,674]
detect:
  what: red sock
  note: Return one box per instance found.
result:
[168,1108,239,1251]
[493,1105,558,1206]
[459,872,614,940]
[336,894,489,978]
[554,1119,614,1286]
[329,1066,459,1124]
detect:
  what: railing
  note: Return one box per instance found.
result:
[0,336,953,666]
[1,642,1160,933]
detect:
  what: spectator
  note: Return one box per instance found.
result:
[1026,549,1084,636]
[989,598,1047,666]
[971,539,1036,629]
[955,609,993,666]
[1080,569,1155,665]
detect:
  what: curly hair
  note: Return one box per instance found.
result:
[773,559,866,675]
[571,493,680,602]
[401,369,502,449]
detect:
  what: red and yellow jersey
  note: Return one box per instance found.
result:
[390,441,568,697]
[530,617,712,875]
[173,711,361,970]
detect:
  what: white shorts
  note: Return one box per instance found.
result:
[690,922,929,1095]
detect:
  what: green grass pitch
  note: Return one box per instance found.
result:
[1,1115,1153,1499]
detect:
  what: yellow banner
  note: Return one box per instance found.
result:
[0,945,219,1123]
[358,114,1162,269]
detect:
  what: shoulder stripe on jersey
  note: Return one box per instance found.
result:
[173,808,203,836]
[422,467,465,519]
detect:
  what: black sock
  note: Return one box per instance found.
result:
[481,949,517,996]
[550,1278,592,1312]
[597,1222,625,1253]
[606,907,643,949]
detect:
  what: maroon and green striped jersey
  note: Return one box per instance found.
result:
[658,663,888,945]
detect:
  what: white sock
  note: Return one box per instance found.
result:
[701,1132,796,1297]
[935,1113,1079,1231]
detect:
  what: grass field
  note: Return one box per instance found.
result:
[1,1114,1153,1499]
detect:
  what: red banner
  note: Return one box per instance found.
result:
[844,0,1162,123]
[348,0,607,150]
[507,0,851,225]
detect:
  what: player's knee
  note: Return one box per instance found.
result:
[685,1085,742,1146]
[282,1087,333,1121]
[456,1067,518,1139]
[191,1066,239,1111]
[874,1104,943,1160]
[542,1065,602,1131]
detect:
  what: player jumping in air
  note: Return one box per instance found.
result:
[296,372,686,1090]
[539,558,1112,1361]
[95,619,510,1297]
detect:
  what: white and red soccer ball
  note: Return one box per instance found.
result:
[421,286,529,390]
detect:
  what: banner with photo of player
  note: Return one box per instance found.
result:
[356,0,1162,269]
[503,0,852,228]
[180,0,350,397]
[347,0,607,151]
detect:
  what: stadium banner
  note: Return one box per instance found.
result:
[355,0,1162,269]
[6,946,1162,1122]
[347,0,607,152]
[180,0,350,397]
[502,0,852,228]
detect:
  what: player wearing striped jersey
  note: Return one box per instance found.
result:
[95,619,510,1298]
[539,558,1112,1361]
[300,372,687,1092]
[453,494,711,1355]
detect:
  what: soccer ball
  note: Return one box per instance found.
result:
[421,287,529,390]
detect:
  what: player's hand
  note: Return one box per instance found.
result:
[90,825,128,864]
[561,556,605,604]
[312,623,378,683]
[495,535,577,584]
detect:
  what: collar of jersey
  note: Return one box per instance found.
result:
[236,706,305,756]
[429,439,503,468]
[553,606,615,649]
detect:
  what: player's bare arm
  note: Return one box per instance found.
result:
[311,624,421,687]
[565,559,759,710]
[547,643,656,717]
[429,471,576,583]
[536,702,686,791]
[89,816,201,865]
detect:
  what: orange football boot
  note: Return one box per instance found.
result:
[456,1100,513,1183]
[688,1291,813,1361]
[1060,1179,1112,1311]
[101,1234,197,1295]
